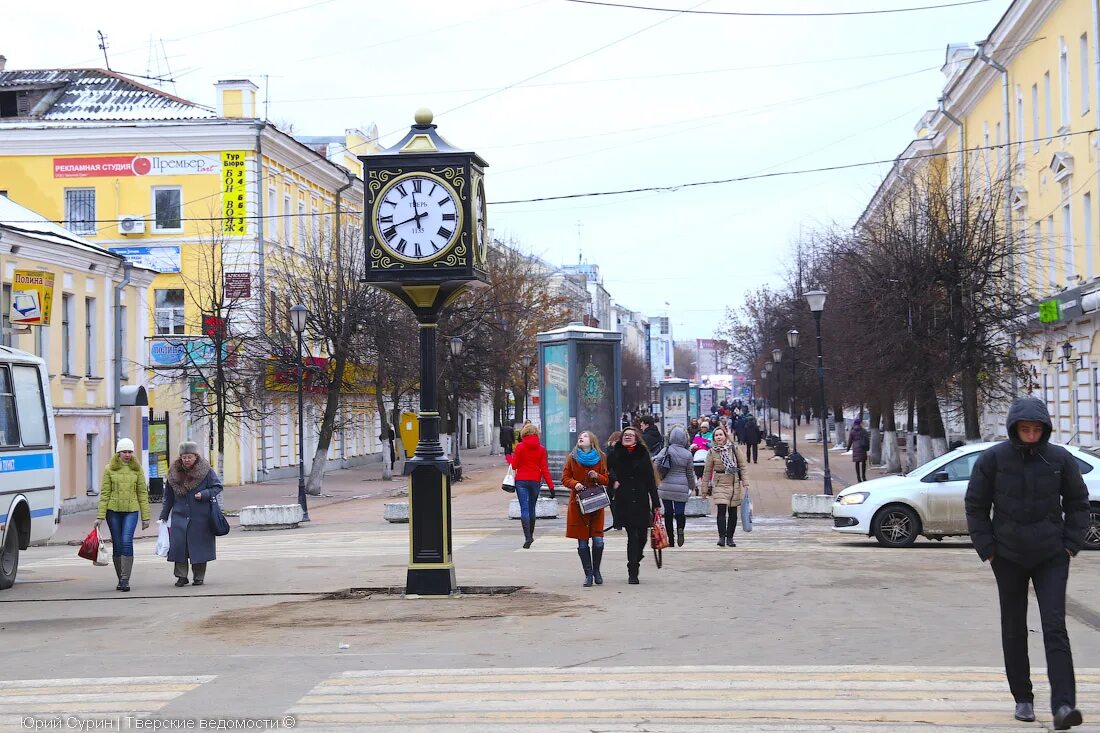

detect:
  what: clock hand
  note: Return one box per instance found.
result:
[408,191,428,227]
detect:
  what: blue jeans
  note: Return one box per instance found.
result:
[515,480,540,521]
[577,537,605,549]
[662,499,686,518]
[105,510,139,557]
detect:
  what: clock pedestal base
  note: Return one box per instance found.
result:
[403,457,458,598]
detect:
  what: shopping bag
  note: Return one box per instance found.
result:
[650,508,670,550]
[94,540,110,566]
[741,490,753,533]
[210,496,231,537]
[155,517,170,557]
[501,466,516,493]
[77,526,100,563]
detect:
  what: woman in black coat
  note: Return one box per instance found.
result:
[159,441,224,587]
[606,426,661,585]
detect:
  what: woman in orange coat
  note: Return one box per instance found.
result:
[562,431,609,587]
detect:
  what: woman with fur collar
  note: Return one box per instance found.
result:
[159,441,224,587]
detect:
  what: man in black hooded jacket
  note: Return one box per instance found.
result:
[965,397,1090,729]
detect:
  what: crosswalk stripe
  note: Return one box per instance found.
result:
[0,675,215,732]
[286,665,1096,731]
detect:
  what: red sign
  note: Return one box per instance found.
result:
[54,156,136,178]
[224,272,251,299]
[202,316,226,339]
[53,154,219,178]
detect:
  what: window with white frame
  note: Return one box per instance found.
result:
[1062,200,1074,283]
[1046,215,1057,288]
[1044,71,1053,140]
[1016,85,1025,163]
[1034,221,1045,291]
[1082,34,1091,115]
[995,122,1002,171]
[1018,216,1030,293]
[84,297,96,377]
[1085,192,1094,279]
[298,200,306,248]
[283,194,291,245]
[152,187,182,232]
[34,319,47,359]
[267,188,276,239]
[64,188,96,235]
[61,293,73,375]
[0,284,9,348]
[1059,38,1070,128]
[154,289,185,335]
[1032,83,1040,151]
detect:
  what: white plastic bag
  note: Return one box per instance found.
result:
[93,532,110,566]
[155,517,170,557]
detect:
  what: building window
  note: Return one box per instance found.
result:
[1044,71,1053,140]
[1,284,10,348]
[283,194,292,245]
[119,305,128,379]
[85,297,96,377]
[86,434,97,494]
[1082,34,1091,115]
[267,188,277,239]
[34,320,47,359]
[1016,85,1025,163]
[62,294,73,375]
[154,289,185,335]
[1059,38,1070,128]
[995,122,1002,172]
[1085,192,1094,279]
[1031,83,1040,152]
[152,187,182,232]
[64,188,96,235]
[298,201,306,248]
[1062,201,1074,283]
[1018,217,1030,292]
[1046,215,1057,288]
[1034,221,1044,291]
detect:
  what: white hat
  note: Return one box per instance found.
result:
[116,438,135,453]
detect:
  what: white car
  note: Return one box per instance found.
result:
[832,442,1100,549]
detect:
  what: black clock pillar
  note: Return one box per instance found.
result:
[359,109,488,598]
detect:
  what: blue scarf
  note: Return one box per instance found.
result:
[575,447,601,467]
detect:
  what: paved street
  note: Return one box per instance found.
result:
[4,446,1098,731]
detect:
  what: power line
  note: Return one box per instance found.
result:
[562,0,993,16]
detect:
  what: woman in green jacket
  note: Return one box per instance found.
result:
[95,438,150,591]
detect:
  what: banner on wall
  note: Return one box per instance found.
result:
[54,154,219,178]
[10,270,55,326]
[221,151,248,235]
[108,246,181,273]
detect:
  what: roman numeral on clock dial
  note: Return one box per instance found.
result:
[375,175,460,261]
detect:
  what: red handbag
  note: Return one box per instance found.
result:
[77,526,100,562]
[650,508,670,551]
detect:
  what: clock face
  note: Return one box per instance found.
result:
[474,178,488,265]
[372,173,462,262]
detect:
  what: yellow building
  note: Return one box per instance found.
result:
[0,195,156,509]
[0,66,384,485]
[861,0,1100,444]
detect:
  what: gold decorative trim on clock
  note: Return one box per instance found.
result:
[400,134,438,153]
[402,285,441,308]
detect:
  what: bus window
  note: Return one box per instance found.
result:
[12,365,47,446]
[0,368,17,447]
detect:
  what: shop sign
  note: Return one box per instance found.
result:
[1039,299,1061,323]
[54,154,219,178]
[10,269,55,326]
[149,338,221,368]
[224,272,251,299]
[108,246,181,273]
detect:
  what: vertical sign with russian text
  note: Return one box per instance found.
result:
[221,151,248,236]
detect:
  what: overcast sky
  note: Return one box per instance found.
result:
[7,0,1008,340]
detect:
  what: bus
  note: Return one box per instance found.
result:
[0,347,60,589]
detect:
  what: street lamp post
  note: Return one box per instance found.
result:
[290,304,311,521]
[521,354,533,424]
[449,336,464,481]
[787,329,800,452]
[772,347,783,441]
[764,362,774,437]
[805,289,833,495]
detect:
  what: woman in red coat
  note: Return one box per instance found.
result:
[507,424,555,548]
[562,431,609,587]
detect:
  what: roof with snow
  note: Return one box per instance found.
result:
[0,195,125,258]
[0,69,214,121]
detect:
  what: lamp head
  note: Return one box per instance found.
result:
[1061,341,1073,361]
[521,354,533,369]
[1043,345,1055,364]
[765,361,773,374]
[289,304,308,334]
[772,347,782,363]
[805,289,827,313]
[787,329,800,348]
[449,335,464,358]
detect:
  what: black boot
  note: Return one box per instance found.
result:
[578,546,594,587]
[592,544,604,585]
[676,516,686,547]
[664,514,675,549]
[627,563,639,584]
[726,514,737,548]
[521,519,533,549]
[529,516,537,546]
[717,511,726,547]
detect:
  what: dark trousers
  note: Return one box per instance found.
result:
[745,444,758,463]
[174,561,207,581]
[854,459,867,482]
[626,528,647,569]
[716,505,737,538]
[991,553,1075,712]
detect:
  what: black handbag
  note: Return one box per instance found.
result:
[210,495,231,537]
[576,485,610,514]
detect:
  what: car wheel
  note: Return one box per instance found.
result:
[1085,504,1100,551]
[0,525,18,590]
[872,505,920,548]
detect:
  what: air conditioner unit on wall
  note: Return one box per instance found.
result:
[118,216,145,235]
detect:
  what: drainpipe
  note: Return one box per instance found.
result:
[255,122,269,479]
[976,40,1019,394]
[113,260,132,448]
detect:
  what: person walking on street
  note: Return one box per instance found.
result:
[965,397,1089,729]
[704,426,748,547]
[656,425,697,548]
[742,416,762,464]
[847,417,870,482]
[507,424,555,549]
[500,422,516,459]
[562,431,610,587]
[607,426,661,584]
[640,415,663,454]
[95,438,150,592]
[160,441,224,587]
